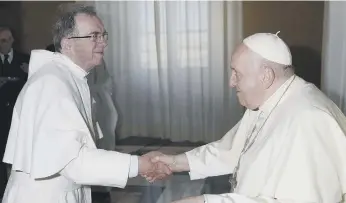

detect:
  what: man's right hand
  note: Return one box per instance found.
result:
[145,152,191,182]
[151,153,190,172]
[138,154,156,175]
[138,152,173,182]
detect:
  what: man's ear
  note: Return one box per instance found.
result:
[261,63,275,89]
[61,38,71,51]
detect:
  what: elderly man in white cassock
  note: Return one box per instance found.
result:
[147,32,346,203]
[1,4,170,203]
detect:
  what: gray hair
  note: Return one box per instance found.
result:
[52,3,97,52]
[261,58,295,78]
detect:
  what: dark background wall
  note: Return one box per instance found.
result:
[243,1,325,88]
[0,1,72,54]
[0,2,23,51]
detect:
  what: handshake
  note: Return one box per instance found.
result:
[137,151,180,182]
[136,151,205,203]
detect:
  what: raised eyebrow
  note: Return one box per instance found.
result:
[89,31,100,35]
[87,31,104,35]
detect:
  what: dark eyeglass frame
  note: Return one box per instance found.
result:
[68,32,108,42]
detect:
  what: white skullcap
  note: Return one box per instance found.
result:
[243,31,292,65]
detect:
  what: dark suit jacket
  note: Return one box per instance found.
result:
[0,50,29,79]
[0,50,30,154]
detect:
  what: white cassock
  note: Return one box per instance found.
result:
[186,75,346,203]
[1,50,138,203]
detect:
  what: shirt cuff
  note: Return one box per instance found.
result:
[203,194,208,203]
[185,151,208,180]
[128,155,139,178]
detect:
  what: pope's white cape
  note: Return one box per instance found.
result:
[186,76,346,203]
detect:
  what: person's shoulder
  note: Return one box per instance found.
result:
[294,105,331,119]
[288,103,342,136]
[26,70,74,100]
[301,84,342,116]
[279,86,337,126]
[285,81,337,114]
[29,58,71,81]
[18,75,78,116]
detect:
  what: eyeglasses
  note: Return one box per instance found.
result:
[68,32,108,43]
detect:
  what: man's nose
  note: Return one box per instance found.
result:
[229,75,237,88]
[97,39,107,48]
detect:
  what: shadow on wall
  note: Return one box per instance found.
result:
[290,46,322,89]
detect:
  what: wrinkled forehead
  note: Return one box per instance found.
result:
[0,30,13,40]
[230,44,250,69]
[74,14,105,35]
[231,43,264,72]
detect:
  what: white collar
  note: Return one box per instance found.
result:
[0,48,14,64]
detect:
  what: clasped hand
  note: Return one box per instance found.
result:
[138,152,205,203]
[138,151,175,182]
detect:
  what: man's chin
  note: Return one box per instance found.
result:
[93,58,104,67]
[237,97,248,108]
[237,99,245,106]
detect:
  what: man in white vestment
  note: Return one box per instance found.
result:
[1,4,170,203]
[146,32,346,203]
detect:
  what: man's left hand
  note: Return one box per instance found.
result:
[172,195,205,203]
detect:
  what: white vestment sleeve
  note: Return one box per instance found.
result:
[185,121,242,180]
[60,147,133,188]
[19,77,134,182]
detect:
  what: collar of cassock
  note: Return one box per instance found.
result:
[257,75,296,116]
